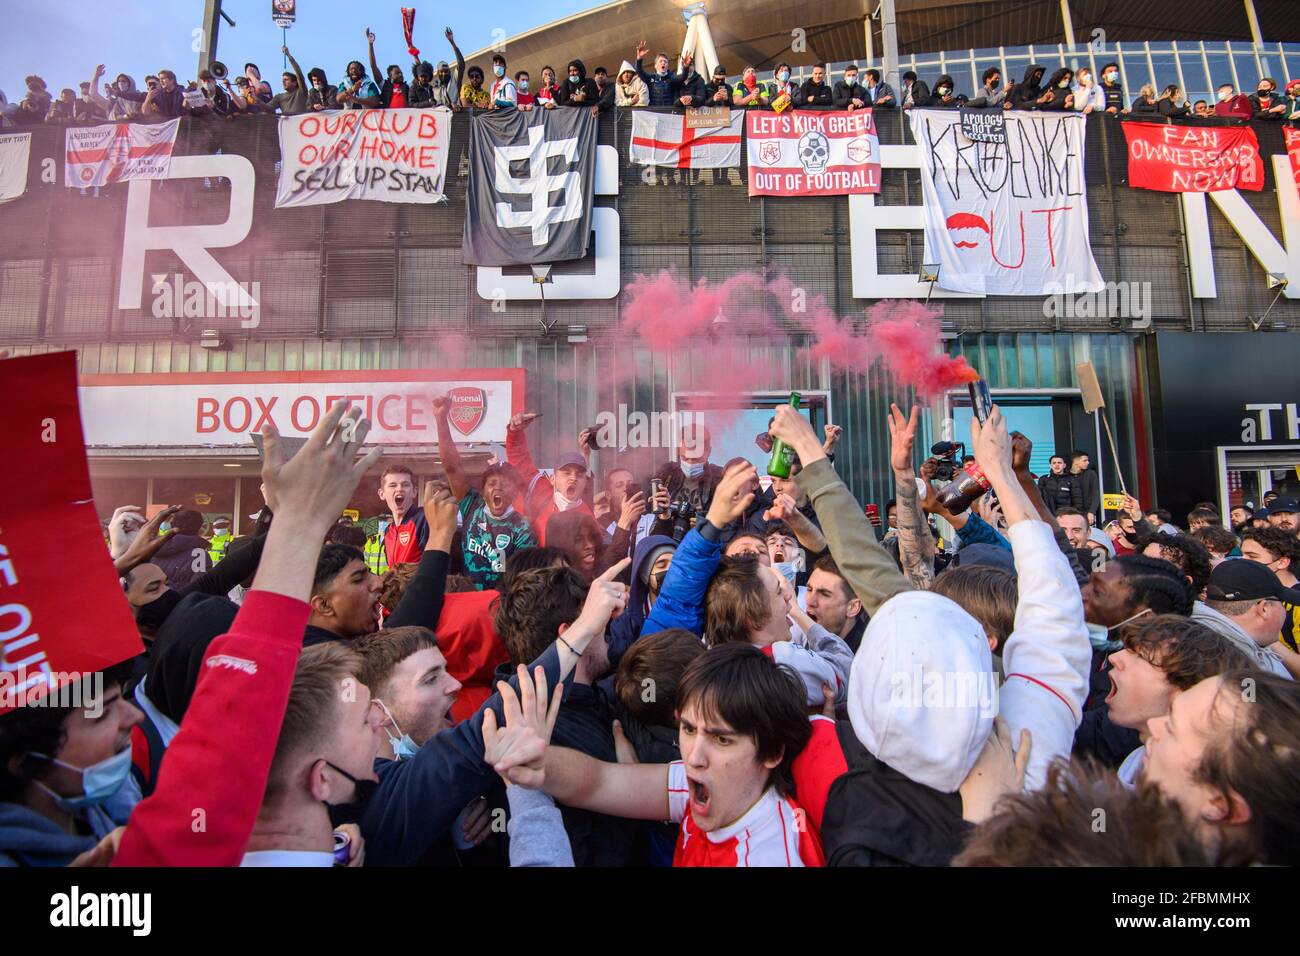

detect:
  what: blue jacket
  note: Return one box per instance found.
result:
[608,534,678,665]
[360,643,566,866]
[957,513,1010,550]
[635,59,678,107]
[641,520,724,639]
[0,803,98,867]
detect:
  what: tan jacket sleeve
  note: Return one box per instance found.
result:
[795,458,914,616]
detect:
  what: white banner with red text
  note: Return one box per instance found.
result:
[78,370,523,446]
[745,109,881,196]
[275,107,452,207]
[907,108,1104,296]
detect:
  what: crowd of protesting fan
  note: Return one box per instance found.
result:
[6,24,1300,129]
[2,388,1298,869]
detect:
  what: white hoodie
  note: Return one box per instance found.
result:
[847,519,1091,794]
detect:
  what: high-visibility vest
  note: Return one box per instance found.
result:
[364,534,389,576]
[208,532,232,565]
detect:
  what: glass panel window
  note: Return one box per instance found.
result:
[1230,44,1263,90]
[1204,47,1235,95]
[151,477,237,539]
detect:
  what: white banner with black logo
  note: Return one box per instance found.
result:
[462,108,597,266]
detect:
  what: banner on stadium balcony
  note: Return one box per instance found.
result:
[462,107,597,266]
[275,108,452,207]
[1121,121,1263,193]
[630,109,742,168]
[1285,127,1300,191]
[64,119,180,188]
[0,132,31,203]
[0,352,144,713]
[908,109,1104,296]
[745,110,881,196]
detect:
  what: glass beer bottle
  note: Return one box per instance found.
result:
[767,392,802,478]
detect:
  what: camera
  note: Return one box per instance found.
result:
[928,440,967,482]
[668,499,696,542]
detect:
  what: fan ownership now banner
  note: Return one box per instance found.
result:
[746,109,881,196]
[1122,121,1264,193]
[64,119,180,188]
[275,107,452,207]
[0,132,30,203]
[463,107,597,266]
[908,109,1104,296]
[0,352,143,712]
[630,110,742,168]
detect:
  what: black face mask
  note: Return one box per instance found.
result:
[322,759,379,827]
[649,568,668,595]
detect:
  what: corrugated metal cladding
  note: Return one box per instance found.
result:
[4,331,1138,508]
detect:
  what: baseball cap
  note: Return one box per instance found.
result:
[950,543,1016,573]
[1205,559,1300,604]
[1267,496,1298,515]
[554,452,587,471]
[713,65,727,76]
[436,60,450,71]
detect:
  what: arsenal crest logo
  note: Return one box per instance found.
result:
[448,386,487,436]
[759,140,781,166]
[398,530,412,546]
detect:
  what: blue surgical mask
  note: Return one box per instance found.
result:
[681,461,705,479]
[376,700,418,761]
[493,65,505,78]
[778,70,790,83]
[34,746,133,809]
[845,75,857,85]
[773,561,798,588]
[1105,71,1119,83]
[518,79,529,92]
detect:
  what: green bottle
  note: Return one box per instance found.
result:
[767,392,802,478]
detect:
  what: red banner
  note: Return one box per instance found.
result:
[0,352,143,712]
[1122,121,1263,193]
[1285,127,1300,192]
[746,110,882,196]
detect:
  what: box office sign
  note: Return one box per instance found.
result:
[78,370,524,447]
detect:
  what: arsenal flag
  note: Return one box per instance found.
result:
[630,110,743,168]
[462,107,597,266]
[64,119,180,188]
[0,352,144,712]
[1121,121,1263,193]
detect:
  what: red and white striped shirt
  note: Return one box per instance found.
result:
[667,762,825,867]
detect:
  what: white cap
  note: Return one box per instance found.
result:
[847,590,995,793]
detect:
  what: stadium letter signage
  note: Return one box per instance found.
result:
[905,109,1103,296]
[746,109,881,196]
[275,108,452,207]
[118,153,257,312]
[1122,122,1263,193]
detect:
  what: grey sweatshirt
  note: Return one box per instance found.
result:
[506,787,574,867]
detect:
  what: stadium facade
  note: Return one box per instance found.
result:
[1,0,1298,530]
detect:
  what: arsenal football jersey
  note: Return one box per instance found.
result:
[667,762,824,867]
[383,505,427,566]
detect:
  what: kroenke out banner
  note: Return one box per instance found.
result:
[1122,121,1264,193]
[908,108,1104,296]
[275,107,452,207]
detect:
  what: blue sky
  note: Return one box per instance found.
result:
[1,0,594,99]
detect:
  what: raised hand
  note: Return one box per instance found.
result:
[507,411,541,432]
[822,423,843,453]
[260,401,381,536]
[482,664,563,788]
[705,461,758,529]
[577,557,631,632]
[635,41,649,60]
[887,403,919,472]
[366,27,376,44]
[970,404,1012,479]
[423,480,458,546]
[618,491,647,531]
[431,395,449,419]
[1010,430,1033,476]
[768,402,823,465]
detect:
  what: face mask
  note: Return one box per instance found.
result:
[1218,89,1232,101]
[569,74,580,83]
[1058,80,1070,89]
[939,87,951,95]
[34,746,133,809]
[657,66,668,77]
[1086,607,1153,652]
[1258,87,1270,96]
[649,568,668,595]
[681,461,705,479]
[778,71,790,83]
[845,76,857,86]
[773,561,798,588]
[1105,72,1118,83]
[518,79,529,92]
[321,760,379,827]
[376,701,418,761]
[118,81,130,91]
[1078,75,1091,86]
[744,75,756,89]
[493,65,505,78]
[553,490,580,512]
